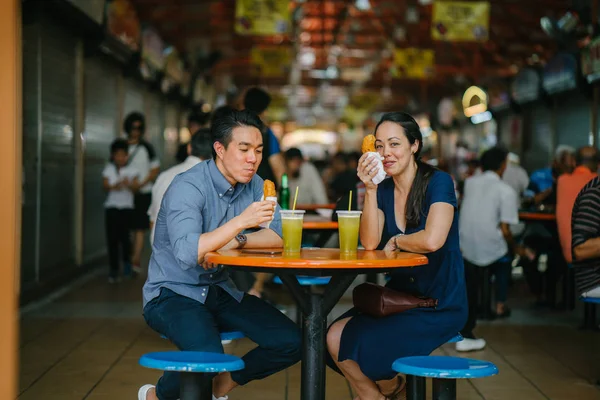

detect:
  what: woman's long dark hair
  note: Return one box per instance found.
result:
[374,112,436,228]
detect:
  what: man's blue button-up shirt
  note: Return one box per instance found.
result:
[142,159,282,308]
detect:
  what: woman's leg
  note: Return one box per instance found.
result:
[326,317,385,400]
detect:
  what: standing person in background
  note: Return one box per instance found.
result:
[243,87,286,187]
[176,109,212,163]
[103,139,140,283]
[123,112,160,275]
[148,129,213,245]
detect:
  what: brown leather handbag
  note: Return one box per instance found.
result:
[352,282,439,318]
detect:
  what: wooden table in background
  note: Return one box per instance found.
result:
[205,249,428,400]
[295,203,337,211]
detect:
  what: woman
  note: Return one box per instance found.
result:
[326,112,467,400]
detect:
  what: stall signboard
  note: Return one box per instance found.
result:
[250,46,292,77]
[141,27,165,71]
[235,0,290,36]
[542,53,577,94]
[581,37,600,83]
[431,1,490,42]
[510,68,541,104]
[391,48,435,79]
[105,0,140,51]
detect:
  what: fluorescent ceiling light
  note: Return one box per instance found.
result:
[471,111,492,124]
[355,0,370,11]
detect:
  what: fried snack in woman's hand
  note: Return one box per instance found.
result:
[361,134,376,153]
[264,179,276,198]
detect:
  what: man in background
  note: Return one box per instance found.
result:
[243,87,286,186]
[285,148,329,206]
[149,129,212,244]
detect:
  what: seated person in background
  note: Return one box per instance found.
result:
[138,110,301,400]
[557,146,598,266]
[503,152,529,197]
[329,152,359,201]
[285,147,329,206]
[326,112,467,399]
[525,145,576,208]
[459,147,532,349]
[148,129,213,245]
[572,175,600,298]
[521,145,576,307]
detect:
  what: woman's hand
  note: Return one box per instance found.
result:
[383,235,401,253]
[357,153,380,191]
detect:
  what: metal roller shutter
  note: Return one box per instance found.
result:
[523,105,553,172]
[556,94,591,149]
[144,91,165,161]
[83,56,119,262]
[38,16,77,278]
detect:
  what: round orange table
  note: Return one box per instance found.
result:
[205,249,428,400]
[518,212,556,222]
[295,203,337,211]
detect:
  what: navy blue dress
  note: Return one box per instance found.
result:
[327,170,468,381]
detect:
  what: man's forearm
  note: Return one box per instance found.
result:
[197,217,245,263]
[574,237,600,261]
[246,228,283,248]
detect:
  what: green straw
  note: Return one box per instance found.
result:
[348,190,352,211]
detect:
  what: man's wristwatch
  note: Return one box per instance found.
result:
[235,233,247,249]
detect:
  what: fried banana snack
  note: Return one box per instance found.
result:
[361,134,376,153]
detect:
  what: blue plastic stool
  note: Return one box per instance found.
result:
[392,356,498,400]
[273,276,331,286]
[581,296,600,330]
[446,334,463,343]
[139,351,244,400]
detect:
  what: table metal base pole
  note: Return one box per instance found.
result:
[180,372,213,400]
[432,378,456,400]
[302,292,326,400]
[406,375,426,400]
[279,273,357,400]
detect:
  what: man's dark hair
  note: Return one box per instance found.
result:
[285,147,304,161]
[123,112,145,135]
[243,87,271,115]
[190,128,213,160]
[110,138,129,154]
[210,105,234,127]
[188,111,211,130]
[481,147,508,172]
[211,109,265,159]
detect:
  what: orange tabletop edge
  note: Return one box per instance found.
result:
[205,248,428,269]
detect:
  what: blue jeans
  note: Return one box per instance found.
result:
[143,286,302,400]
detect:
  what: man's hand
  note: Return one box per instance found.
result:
[236,201,276,230]
[201,260,218,271]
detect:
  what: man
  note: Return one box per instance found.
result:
[458,147,530,352]
[503,153,529,197]
[176,110,212,163]
[148,128,213,245]
[123,112,160,274]
[285,148,329,206]
[525,145,576,206]
[557,146,598,265]
[572,175,600,298]
[139,110,301,400]
[243,87,286,186]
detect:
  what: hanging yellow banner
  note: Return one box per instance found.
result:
[235,0,290,36]
[391,48,435,79]
[250,47,292,77]
[431,1,490,42]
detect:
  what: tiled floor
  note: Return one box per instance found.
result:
[19,269,600,400]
